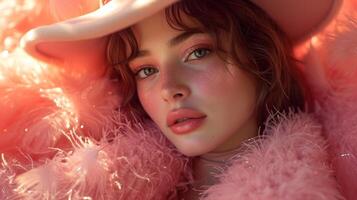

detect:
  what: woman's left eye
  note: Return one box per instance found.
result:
[185,47,212,62]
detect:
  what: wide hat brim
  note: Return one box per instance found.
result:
[21,0,343,67]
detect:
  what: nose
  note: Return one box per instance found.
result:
[160,68,191,103]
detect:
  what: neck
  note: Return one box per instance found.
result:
[180,137,259,200]
[191,147,242,191]
[192,136,259,190]
[200,147,242,163]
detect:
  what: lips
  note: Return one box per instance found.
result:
[167,108,206,127]
[167,108,207,135]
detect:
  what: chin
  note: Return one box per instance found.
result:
[175,142,216,157]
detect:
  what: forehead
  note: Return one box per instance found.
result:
[132,11,173,43]
[131,9,201,46]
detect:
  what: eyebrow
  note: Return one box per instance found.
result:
[131,29,203,60]
[169,29,203,47]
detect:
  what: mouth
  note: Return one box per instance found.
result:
[172,116,205,124]
[175,117,194,124]
[167,108,207,135]
[169,116,206,135]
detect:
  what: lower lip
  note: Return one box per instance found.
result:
[169,117,206,135]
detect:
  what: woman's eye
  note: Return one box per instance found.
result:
[186,48,211,62]
[135,67,158,79]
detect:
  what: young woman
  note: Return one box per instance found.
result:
[106,2,306,198]
[1,0,356,199]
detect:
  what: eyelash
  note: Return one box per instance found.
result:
[133,46,212,79]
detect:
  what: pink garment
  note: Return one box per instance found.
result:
[0,0,356,199]
[202,113,343,200]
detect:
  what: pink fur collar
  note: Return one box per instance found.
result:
[202,113,343,200]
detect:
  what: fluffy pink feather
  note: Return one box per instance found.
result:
[3,114,191,200]
[202,113,343,200]
[304,7,357,199]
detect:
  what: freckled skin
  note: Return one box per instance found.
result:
[130,10,259,157]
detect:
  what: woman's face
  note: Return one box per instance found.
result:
[129,10,258,156]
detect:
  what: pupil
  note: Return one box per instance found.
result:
[195,49,206,58]
[144,68,153,75]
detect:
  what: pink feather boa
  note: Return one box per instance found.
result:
[202,113,343,200]
[1,0,357,199]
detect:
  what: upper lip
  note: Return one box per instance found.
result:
[167,108,206,127]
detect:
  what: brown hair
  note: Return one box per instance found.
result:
[107,0,306,131]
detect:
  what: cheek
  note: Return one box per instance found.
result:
[137,86,162,122]
[192,64,239,98]
[195,63,258,113]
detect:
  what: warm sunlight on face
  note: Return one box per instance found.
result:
[129,10,259,156]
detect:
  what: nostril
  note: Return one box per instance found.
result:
[173,93,184,99]
[160,84,190,102]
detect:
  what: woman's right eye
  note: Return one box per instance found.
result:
[135,66,158,79]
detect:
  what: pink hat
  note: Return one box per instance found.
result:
[20,0,343,68]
